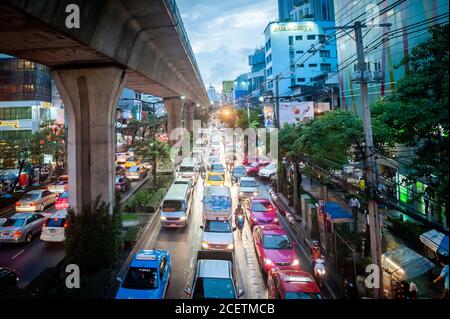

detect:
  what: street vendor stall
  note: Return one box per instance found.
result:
[419,229,449,261]
[382,247,434,298]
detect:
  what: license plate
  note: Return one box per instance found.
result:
[49,229,56,233]
[170,224,177,227]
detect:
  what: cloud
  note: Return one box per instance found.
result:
[177,0,277,91]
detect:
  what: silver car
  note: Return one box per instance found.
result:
[15,189,57,212]
[0,213,47,244]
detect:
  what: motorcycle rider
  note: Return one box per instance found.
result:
[235,204,245,235]
[311,240,321,263]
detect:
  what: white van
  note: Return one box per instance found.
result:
[177,161,198,182]
[40,210,68,243]
[202,186,232,222]
[160,183,192,228]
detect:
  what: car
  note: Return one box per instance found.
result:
[15,189,57,212]
[0,267,18,288]
[55,191,69,210]
[0,212,46,244]
[209,162,225,177]
[185,251,244,299]
[126,166,147,181]
[207,155,220,166]
[200,220,236,251]
[116,176,131,192]
[253,224,300,274]
[245,197,278,228]
[116,165,126,176]
[47,175,69,194]
[205,172,224,186]
[231,165,247,184]
[268,269,322,299]
[258,162,277,179]
[40,210,68,243]
[245,161,270,176]
[177,161,198,182]
[124,156,141,168]
[116,152,132,165]
[116,250,171,299]
[173,176,193,189]
[238,177,258,199]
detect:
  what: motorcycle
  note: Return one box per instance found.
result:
[313,258,326,288]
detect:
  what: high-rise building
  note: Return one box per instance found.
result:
[207,84,219,105]
[278,0,295,21]
[222,80,234,105]
[233,73,250,109]
[290,0,334,21]
[248,48,266,101]
[117,88,143,121]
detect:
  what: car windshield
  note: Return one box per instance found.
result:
[204,220,232,233]
[180,166,195,172]
[127,157,136,162]
[263,234,292,249]
[251,202,273,212]
[59,192,69,199]
[162,200,184,212]
[233,168,246,175]
[116,177,124,183]
[47,218,66,228]
[211,164,224,171]
[174,180,189,185]
[129,167,139,172]
[193,278,235,299]
[208,175,223,182]
[285,292,322,299]
[240,180,256,187]
[122,267,158,290]
[21,194,40,201]
[3,218,26,227]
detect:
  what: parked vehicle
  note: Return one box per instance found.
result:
[115,176,131,192]
[0,267,18,287]
[202,185,232,222]
[47,175,69,194]
[55,191,69,210]
[124,156,141,168]
[160,183,192,228]
[40,210,68,243]
[268,269,322,299]
[0,213,46,244]
[116,250,171,299]
[15,189,57,212]
[245,197,278,228]
[258,162,277,179]
[253,224,300,274]
[245,161,270,176]
[238,177,258,199]
[126,166,147,181]
[185,251,244,299]
[200,220,236,251]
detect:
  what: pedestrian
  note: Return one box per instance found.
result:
[349,196,360,231]
[433,261,449,299]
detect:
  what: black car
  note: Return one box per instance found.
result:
[0,268,18,287]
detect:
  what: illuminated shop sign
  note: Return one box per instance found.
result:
[273,24,313,32]
[0,120,20,129]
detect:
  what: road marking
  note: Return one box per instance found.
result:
[11,249,25,260]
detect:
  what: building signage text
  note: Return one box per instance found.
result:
[0,120,20,129]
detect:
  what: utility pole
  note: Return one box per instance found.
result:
[274,75,281,193]
[324,21,391,299]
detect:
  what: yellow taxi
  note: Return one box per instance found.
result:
[124,156,141,168]
[205,171,225,186]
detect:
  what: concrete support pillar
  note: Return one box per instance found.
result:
[164,98,183,144]
[52,67,127,214]
[184,102,195,133]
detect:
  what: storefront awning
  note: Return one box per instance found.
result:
[420,229,449,257]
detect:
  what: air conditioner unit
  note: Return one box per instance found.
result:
[372,70,383,82]
[350,71,371,82]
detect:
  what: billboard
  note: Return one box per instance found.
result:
[279,101,314,125]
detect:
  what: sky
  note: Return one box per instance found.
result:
[177,0,277,93]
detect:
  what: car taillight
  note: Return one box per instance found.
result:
[30,201,36,206]
[12,231,23,238]
[64,221,69,228]
[15,202,21,207]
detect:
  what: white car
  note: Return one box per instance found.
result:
[40,210,68,243]
[238,177,258,199]
[258,162,277,179]
[15,189,57,212]
[200,220,235,251]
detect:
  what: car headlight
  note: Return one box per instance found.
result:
[201,242,209,249]
[160,216,167,221]
[179,216,187,221]
[227,243,234,250]
[253,191,258,196]
[318,269,326,275]
[264,258,274,265]
[292,259,300,266]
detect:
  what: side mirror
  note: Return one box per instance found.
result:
[238,289,245,298]
[184,287,192,295]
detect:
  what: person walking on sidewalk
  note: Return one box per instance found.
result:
[433,261,449,299]
[349,196,360,232]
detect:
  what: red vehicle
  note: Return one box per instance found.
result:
[253,224,300,274]
[245,197,278,229]
[245,161,270,176]
[115,176,131,192]
[55,191,69,210]
[268,269,322,299]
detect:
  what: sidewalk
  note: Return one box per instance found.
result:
[298,175,442,299]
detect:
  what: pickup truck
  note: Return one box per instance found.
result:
[184,251,244,299]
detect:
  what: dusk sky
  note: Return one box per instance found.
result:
[177,0,277,93]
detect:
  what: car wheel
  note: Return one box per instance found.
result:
[25,232,32,244]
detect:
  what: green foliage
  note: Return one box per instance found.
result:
[133,138,171,166]
[30,120,66,164]
[235,108,263,130]
[65,196,122,274]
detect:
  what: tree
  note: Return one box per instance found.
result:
[133,138,171,184]
[235,108,263,130]
[371,24,449,223]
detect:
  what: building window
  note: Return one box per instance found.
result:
[0,130,32,141]
[309,63,317,67]
[318,35,326,43]
[288,36,294,46]
[265,39,271,51]
[295,35,302,41]
[267,67,273,76]
[320,63,331,72]
[291,78,296,87]
[0,107,32,120]
[319,50,330,57]
[307,35,315,40]
[289,50,295,60]
[298,63,305,67]
[290,64,295,72]
[296,50,304,54]
[268,80,273,89]
[266,54,272,64]
[297,78,305,82]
